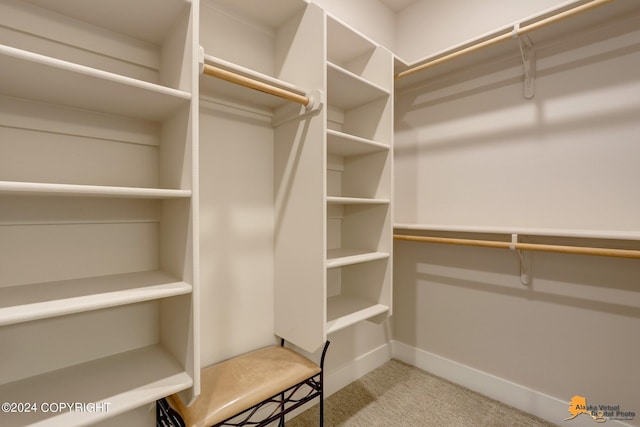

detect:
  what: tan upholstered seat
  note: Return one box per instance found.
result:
[168,345,321,427]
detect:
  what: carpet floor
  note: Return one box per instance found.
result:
[287,359,559,426]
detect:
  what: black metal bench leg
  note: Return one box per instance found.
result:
[319,341,330,427]
[279,390,286,427]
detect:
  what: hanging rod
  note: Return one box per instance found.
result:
[395,0,616,80]
[202,63,310,106]
[393,234,640,260]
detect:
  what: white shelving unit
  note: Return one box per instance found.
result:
[200,3,394,354]
[199,0,328,355]
[323,15,394,349]
[1,3,394,421]
[0,0,199,424]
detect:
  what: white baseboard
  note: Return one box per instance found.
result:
[324,341,393,397]
[391,341,634,427]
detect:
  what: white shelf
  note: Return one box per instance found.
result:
[326,249,389,269]
[326,295,389,334]
[327,196,390,205]
[327,15,376,66]
[326,129,389,156]
[0,271,191,327]
[0,181,191,199]
[394,223,640,241]
[327,62,389,110]
[0,344,192,427]
[0,44,191,121]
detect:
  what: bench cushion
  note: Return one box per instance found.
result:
[168,345,321,427]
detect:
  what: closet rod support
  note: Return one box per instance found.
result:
[510,234,531,285]
[512,25,535,99]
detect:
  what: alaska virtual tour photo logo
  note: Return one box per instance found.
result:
[565,396,636,423]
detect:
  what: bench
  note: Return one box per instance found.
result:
[157,340,330,427]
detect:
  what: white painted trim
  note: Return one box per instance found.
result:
[391,341,634,427]
[325,341,393,397]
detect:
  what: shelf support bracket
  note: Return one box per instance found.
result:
[510,234,531,285]
[512,24,535,99]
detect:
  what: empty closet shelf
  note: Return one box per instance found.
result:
[327,62,389,109]
[326,295,389,334]
[0,181,192,199]
[0,44,191,121]
[327,129,390,156]
[0,271,191,327]
[0,345,192,427]
[326,249,389,268]
[326,196,390,205]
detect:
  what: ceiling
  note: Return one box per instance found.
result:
[379,0,419,12]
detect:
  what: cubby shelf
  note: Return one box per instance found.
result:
[0,344,192,427]
[326,15,375,65]
[326,249,389,269]
[326,295,389,334]
[0,44,191,121]
[326,196,390,205]
[0,271,191,327]
[327,129,389,156]
[327,62,389,110]
[0,181,192,199]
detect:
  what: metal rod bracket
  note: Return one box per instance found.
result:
[510,234,531,285]
[513,26,535,99]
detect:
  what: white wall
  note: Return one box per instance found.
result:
[393,1,640,425]
[199,100,277,364]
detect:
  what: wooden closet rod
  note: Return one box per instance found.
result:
[202,63,310,106]
[393,234,640,259]
[395,0,616,79]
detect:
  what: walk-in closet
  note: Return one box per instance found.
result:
[1,0,638,426]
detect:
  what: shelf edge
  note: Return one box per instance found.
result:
[326,251,389,269]
[0,181,192,199]
[327,196,390,205]
[0,280,192,327]
[326,303,389,335]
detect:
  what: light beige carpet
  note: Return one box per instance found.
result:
[287,359,559,426]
